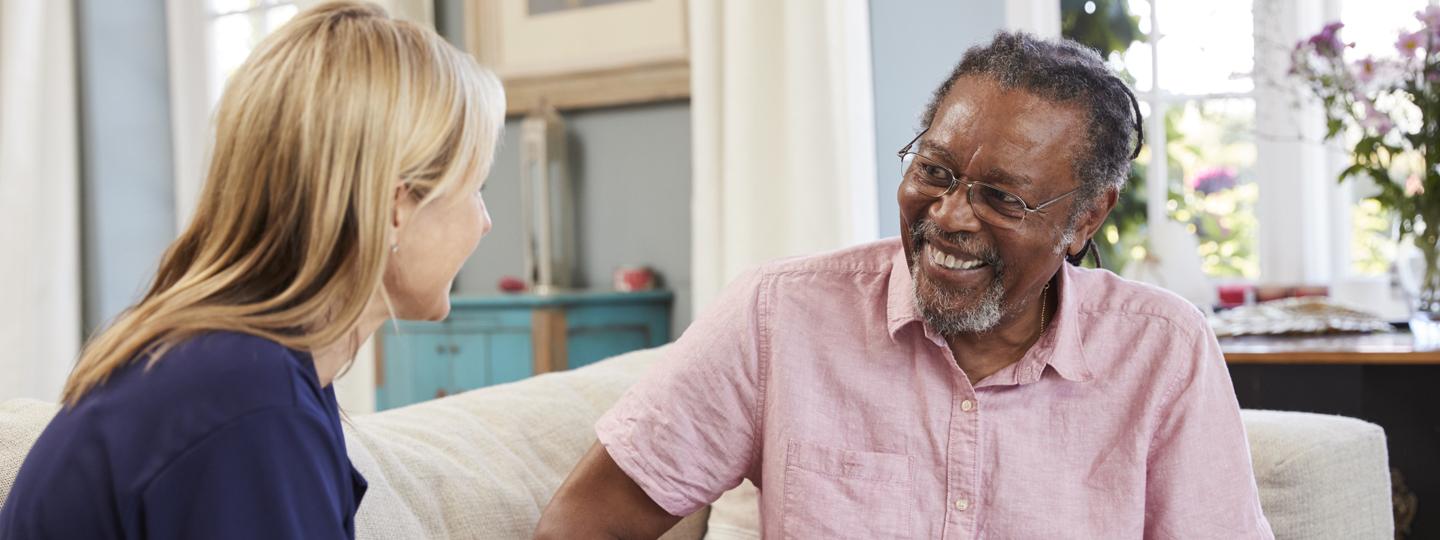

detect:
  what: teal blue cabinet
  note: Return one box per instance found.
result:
[376,290,672,410]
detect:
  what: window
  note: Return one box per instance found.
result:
[207,1,300,106]
[1112,0,1259,280]
[168,1,429,225]
[165,0,299,227]
[1093,0,1433,285]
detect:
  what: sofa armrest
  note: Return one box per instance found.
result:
[0,399,59,508]
[1242,409,1393,540]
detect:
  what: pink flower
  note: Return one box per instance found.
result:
[1407,174,1425,196]
[1188,166,1238,195]
[1355,56,1378,82]
[1419,5,1440,30]
[1397,29,1425,58]
[1308,22,1347,58]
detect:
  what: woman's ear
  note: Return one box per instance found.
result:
[389,182,416,253]
[392,182,412,230]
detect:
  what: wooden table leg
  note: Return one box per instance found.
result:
[532,308,568,374]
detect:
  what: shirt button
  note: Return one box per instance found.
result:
[955,498,970,511]
[961,399,975,412]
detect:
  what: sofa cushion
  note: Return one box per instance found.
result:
[343,346,707,539]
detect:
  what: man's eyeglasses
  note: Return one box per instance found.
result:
[897,129,1079,230]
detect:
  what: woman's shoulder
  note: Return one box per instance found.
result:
[8,331,346,532]
[75,330,325,423]
[151,331,319,405]
[61,330,336,474]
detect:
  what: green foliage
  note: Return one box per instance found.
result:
[1170,183,1260,278]
[1158,101,1261,279]
[1061,0,1145,58]
[1062,0,1147,271]
[1353,199,1397,275]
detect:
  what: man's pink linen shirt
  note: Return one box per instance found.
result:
[596,239,1273,539]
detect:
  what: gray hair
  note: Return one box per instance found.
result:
[921,31,1143,224]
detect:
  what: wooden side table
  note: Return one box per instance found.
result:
[1222,332,1440,365]
[375,290,672,410]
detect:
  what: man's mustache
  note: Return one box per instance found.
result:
[910,220,1003,272]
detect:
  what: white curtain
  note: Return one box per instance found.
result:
[689,0,879,314]
[0,0,81,401]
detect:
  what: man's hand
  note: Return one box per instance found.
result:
[535,442,681,539]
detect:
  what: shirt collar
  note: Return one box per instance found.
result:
[886,246,923,339]
[885,244,1093,384]
[1017,263,1094,383]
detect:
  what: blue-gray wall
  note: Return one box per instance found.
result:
[436,1,694,333]
[75,0,177,332]
[870,0,1007,238]
[434,0,465,47]
[452,106,693,334]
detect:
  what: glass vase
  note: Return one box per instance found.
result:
[1406,232,1440,344]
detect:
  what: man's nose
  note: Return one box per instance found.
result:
[929,186,984,233]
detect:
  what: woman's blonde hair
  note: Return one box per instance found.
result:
[61,1,505,405]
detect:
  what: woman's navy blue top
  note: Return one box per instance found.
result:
[0,331,367,539]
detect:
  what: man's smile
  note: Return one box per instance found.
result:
[918,235,1000,291]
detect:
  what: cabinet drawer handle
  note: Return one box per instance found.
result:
[449,345,460,354]
[435,344,447,355]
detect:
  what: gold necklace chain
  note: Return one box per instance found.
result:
[1039,281,1051,337]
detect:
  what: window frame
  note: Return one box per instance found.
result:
[1129,0,1353,285]
[165,0,298,229]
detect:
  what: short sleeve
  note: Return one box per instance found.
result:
[1144,324,1274,539]
[140,406,353,540]
[595,269,768,516]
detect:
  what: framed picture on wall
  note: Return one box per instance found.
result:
[464,0,690,115]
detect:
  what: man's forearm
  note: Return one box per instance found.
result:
[535,442,681,540]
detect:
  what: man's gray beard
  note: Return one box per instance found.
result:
[910,253,1007,335]
[907,216,1077,336]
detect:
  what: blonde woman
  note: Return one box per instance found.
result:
[0,3,503,538]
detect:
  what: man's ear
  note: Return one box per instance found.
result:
[1067,188,1119,258]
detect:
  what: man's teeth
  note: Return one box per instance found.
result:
[927,244,986,270]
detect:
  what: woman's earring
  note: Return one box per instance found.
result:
[390,242,399,254]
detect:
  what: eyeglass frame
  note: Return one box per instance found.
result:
[896,128,1081,226]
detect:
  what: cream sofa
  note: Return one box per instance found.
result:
[0,347,1396,539]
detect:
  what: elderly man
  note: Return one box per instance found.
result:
[538,32,1273,539]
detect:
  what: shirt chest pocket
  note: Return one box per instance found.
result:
[782,440,914,540]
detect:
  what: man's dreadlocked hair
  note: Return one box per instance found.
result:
[922,31,1144,249]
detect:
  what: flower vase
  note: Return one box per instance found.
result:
[1406,233,1440,344]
